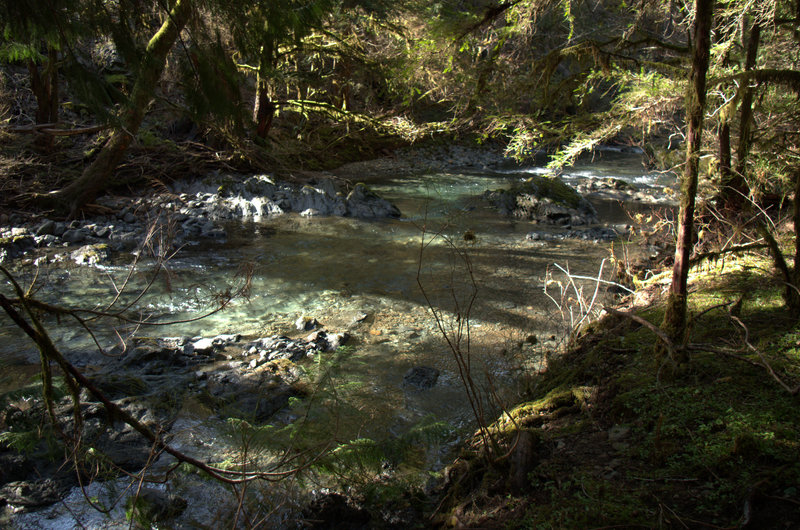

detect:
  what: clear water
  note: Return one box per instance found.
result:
[2,151,670,527]
[2,151,665,436]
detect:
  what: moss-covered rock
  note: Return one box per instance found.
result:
[484,175,598,226]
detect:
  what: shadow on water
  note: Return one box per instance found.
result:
[0,161,658,443]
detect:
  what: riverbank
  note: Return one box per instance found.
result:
[428,250,800,528]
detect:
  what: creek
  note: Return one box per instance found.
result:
[2,149,673,527]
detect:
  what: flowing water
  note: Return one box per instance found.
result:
[2,150,670,527]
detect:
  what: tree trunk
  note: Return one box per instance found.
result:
[47,0,193,217]
[658,0,715,366]
[733,23,760,177]
[717,119,731,201]
[792,168,800,314]
[254,83,276,138]
[27,47,59,150]
[718,21,760,210]
[253,45,276,139]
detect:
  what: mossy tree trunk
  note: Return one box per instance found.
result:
[658,0,715,366]
[47,0,194,217]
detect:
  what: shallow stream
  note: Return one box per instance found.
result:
[2,150,671,527]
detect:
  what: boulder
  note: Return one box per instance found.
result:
[71,243,111,265]
[346,183,401,218]
[484,176,598,226]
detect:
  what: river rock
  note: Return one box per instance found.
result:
[170,174,400,221]
[190,337,216,354]
[484,175,598,226]
[296,316,319,331]
[71,243,111,265]
[0,233,35,262]
[306,330,350,352]
[62,228,87,244]
[345,183,401,218]
[35,220,56,236]
[126,488,188,526]
[525,226,621,243]
[205,364,300,422]
[402,366,440,390]
[0,478,70,510]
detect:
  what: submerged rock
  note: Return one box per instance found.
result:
[525,226,623,243]
[402,366,440,390]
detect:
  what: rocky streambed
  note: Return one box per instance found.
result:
[0,147,675,527]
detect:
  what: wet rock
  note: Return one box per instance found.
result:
[484,175,598,226]
[402,366,440,390]
[0,478,70,509]
[296,316,319,331]
[125,488,187,526]
[71,243,111,265]
[62,228,87,244]
[35,220,56,236]
[346,183,401,218]
[306,330,350,352]
[525,226,621,243]
[0,453,28,485]
[205,366,299,422]
[170,174,399,221]
[0,233,35,261]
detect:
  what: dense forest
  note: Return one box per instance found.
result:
[1,0,800,528]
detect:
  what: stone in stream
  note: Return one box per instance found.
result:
[70,243,111,265]
[484,175,598,226]
[525,226,621,243]
[402,366,440,390]
[35,220,56,236]
[296,316,319,331]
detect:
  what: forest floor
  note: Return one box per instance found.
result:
[426,250,800,529]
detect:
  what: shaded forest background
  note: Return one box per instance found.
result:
[1,0,796,210]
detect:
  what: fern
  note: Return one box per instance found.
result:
[0,42,44,63]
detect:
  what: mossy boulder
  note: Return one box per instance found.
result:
[70,243,110,265]
[484,175,598,226]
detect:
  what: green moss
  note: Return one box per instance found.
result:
[525,175,583,209]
